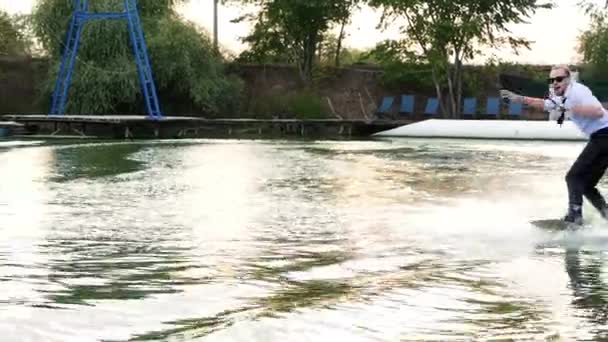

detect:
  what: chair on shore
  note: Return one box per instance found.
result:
[462,97,477,118]
[508,101,523,118]
[424,97,439,116]
[485,97,500,117]
[376,96,395,118]
[399,95,415,117]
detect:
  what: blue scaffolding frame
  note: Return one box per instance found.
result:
[50,0,163,119]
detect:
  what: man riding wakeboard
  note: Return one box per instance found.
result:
[501,65,608,226]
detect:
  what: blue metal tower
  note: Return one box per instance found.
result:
[50,0,163,119]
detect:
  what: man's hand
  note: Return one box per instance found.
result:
[499,89,522,104]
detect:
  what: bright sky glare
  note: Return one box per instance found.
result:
[0,0,604,65]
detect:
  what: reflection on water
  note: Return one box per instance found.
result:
[2,138,608,341]
[564,248,608,340]
[50,143,146,182]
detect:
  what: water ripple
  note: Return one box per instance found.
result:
[1,138,606,341]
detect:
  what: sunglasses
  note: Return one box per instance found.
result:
[547,76,568,84]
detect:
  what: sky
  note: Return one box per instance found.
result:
[0,0,604,65]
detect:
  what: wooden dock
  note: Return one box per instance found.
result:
[1,114,410,139]
[0,120,23,128]
[0,120,24,137]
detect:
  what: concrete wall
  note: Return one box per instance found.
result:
[0,57,551,120]
[229,63,387,120]
[0,57,49,114]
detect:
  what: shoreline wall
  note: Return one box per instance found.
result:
[0,56,554,120]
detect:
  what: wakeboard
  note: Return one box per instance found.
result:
[531,219,585,231]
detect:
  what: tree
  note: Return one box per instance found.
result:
[367,0,552,118]
[576,1,608,100]
[30,0,242,116]
[228,0,356,84]
[0,11,31,56]
[318,34,376,67]
[578,1,608,74]
[333,0,359,67]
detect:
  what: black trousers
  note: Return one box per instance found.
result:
[566,128,608,211]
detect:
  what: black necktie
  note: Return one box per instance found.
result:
[557,97,567,126]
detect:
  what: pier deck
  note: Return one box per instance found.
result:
[1,114,409,139]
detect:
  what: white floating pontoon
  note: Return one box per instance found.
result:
[373,119,586,141]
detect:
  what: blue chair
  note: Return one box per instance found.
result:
[485,97,500,117]
[399,95,415,116]
[424,97,439,116]
[377,96,394,116]
[462,97,477,117]
[508,101,522,117]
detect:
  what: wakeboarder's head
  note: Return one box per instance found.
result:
[548,65,571,96]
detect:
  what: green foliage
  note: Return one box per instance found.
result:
[380,62,434,92]
[364,40,434,91]
[577,1,608,83]
[289,91,329,119]
[318,34,340,65]
[147,17,244,115]
[463,61,548,97]
[318,35,378,67]
[246,90,330,119]
[30,0,242,116]
[32,0,181,57]
[228,0,357,83]
[367,0,552,118]
[0,11,31,56]
[361,44,555,102]
[337,48,379,66]
[248,91,288,118]
[571,1,608,101]
[234,13,294,64]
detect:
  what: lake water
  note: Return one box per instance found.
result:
[1,137,608,341]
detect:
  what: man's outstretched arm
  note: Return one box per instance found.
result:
[500,89,604,118]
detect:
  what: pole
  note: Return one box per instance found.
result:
[213,0,218,52]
